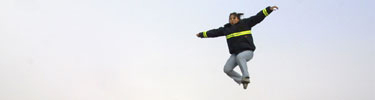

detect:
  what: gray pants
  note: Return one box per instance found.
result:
[223,50,254,84]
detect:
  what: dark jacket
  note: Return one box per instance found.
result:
[198,6,273,54]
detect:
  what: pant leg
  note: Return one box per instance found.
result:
[223,54,242,84]
[235,50,254,78]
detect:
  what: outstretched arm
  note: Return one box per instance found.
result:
[243,6,278,27]
[196,27,225,38]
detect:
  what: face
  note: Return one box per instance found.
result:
[229,15,240,25]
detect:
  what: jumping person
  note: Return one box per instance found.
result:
[196,6,278,89]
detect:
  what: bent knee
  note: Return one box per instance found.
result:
[223,68,232,73]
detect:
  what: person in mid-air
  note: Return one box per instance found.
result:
[196,6,279,89]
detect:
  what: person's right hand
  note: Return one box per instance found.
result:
[196,33,200,37]
[270,6,279,11]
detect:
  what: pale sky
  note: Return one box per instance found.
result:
[0,0,374,100]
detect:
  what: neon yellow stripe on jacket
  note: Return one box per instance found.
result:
[226,30,251,39]
[203,31,208,38]
[262,8,269,16]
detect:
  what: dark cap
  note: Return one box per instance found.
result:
[229,12,244,19]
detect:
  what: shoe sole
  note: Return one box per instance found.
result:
[242,78,250,89]
[243,83,248,89]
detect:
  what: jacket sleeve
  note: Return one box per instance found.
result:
[198,27,225,38]
[243,6,273,28]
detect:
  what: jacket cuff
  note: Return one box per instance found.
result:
[267,6,273,13]
[199,31,208,38]
[263,6,273,16]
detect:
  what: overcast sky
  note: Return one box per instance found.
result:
[0,0,374,100]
